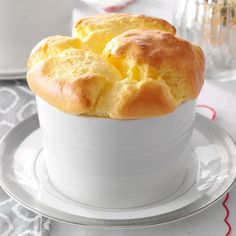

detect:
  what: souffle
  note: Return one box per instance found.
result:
[27,13,205,119]
[26,14,205,208]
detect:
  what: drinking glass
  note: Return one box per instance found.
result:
[174,0,236,81]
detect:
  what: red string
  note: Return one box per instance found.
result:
[197,104,231,236]
[197,104,216,121]
[223,193,232,236]
[104,0,135,12]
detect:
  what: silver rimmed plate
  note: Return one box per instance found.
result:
[0,113,236,227]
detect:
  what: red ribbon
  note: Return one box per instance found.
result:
[197,104,231,236]
[104,0,135,12]
[223,193,232,236]
[197,104,216,121]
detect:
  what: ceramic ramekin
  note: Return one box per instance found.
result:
[36,96,196,208]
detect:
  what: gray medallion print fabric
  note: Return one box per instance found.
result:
[0,80,50,236]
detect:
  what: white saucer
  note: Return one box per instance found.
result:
[0,71,26,80]
[0,113,236,227]
[0,68,26,75]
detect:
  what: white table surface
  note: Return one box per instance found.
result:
[51,1,236,235]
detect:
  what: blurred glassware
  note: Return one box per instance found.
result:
[174,0,236,81]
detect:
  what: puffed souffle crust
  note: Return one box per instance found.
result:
[27,13,205,119]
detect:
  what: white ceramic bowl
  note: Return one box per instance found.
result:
[36,96,196,208]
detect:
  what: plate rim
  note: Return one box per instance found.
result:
[0,69,26,76]
[0,113,236,228]
[0,70,26,80]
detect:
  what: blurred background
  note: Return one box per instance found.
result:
[1,0,235,80]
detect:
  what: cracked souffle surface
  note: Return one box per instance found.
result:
[27,13,205,119]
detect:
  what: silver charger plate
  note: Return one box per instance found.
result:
[0,113,236,228]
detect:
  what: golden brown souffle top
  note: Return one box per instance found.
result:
[27,13,205,119]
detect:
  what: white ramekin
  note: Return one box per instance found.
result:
[36,96,196,208]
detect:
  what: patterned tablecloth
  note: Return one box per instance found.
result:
[0,80,36,137]
[0,80,51,236]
